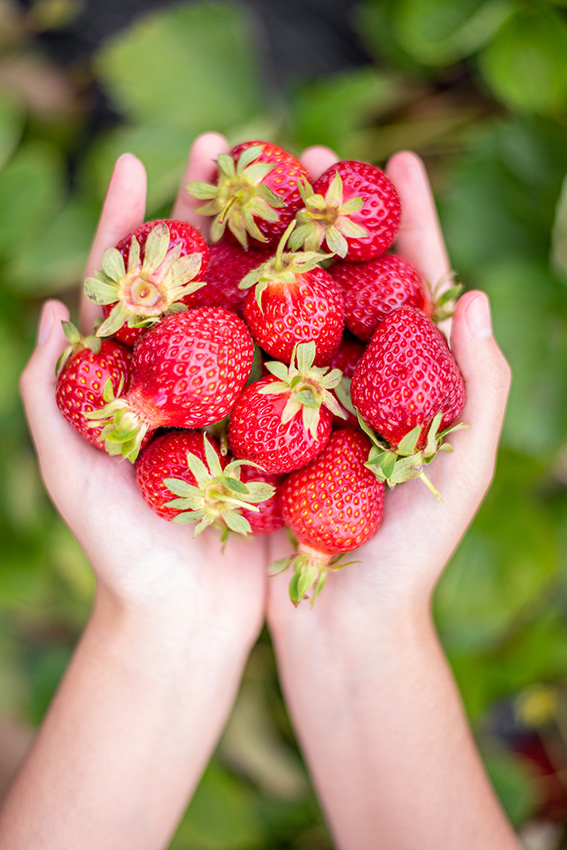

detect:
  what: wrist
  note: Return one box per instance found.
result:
[92,582,261,668]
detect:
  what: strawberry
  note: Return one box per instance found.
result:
[288,160,401,261]
[136,430,226,520]
[186,141,309,248]
[182,241,271,318]
[239,232,344,366]
[330,253,430,343]
[228,342,345,474]
[327,334,366,428]
[85,308,254,462]
[154,434,276,537]
[85,220,209,344]
[274,429,385,605]
[55,322,132,449]
[239,466,284,535]
[350,307,466,497]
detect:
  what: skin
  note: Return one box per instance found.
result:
[267,149,520,849]
[1,133,518,849]
[1,135,267,850]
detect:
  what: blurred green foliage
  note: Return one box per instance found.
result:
[2,0,567,844]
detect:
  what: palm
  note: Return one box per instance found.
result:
[23,134,269,624]
[267,148,509,621]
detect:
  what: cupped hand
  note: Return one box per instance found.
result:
[267,148,511,624]
[20,134,267,641]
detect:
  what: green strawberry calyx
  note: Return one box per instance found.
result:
[238,221,333,310]
[163,435,275,538]
[428,270,463,323]
[84,222,205,338]
[287,172,369,258]
[55,320,102,375]
[357,412,469,502]
[186,144,286,248]
[270,544,356,608]
[83,378,148,462]
[259,341,346,437]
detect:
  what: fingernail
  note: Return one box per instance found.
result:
[37,302,54,345]
[465,293,492,338]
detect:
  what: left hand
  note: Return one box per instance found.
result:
[20,135,268,648]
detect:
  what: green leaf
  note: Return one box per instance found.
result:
[478,8,567,115]
[291,66,405,156]
[551,171,567,283]
[170,761,265,849]
[0,93,24,172]
[394,0,515,66]
[0,143,63,260]
[482,750,537,827]
[94,2,264,133]
[6,198,98,294]
[435,450,558,662]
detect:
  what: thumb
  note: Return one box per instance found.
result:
[20,300,87,463]
[446,290,511,496]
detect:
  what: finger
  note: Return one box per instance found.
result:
[300,145,338,181]
[80,153,147,334]
[20,300,88,464]
[171,132,229,235]
[385,150,451,294]
[444,290,511,496]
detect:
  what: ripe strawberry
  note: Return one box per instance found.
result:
[182,241,271,318]
[350,307,466,497]
[86,308,254,462]
[85,220,209,344]
[186,141,309,248]
[55,322,132,449]
[240,237,344,366]
[330,253,430,343]
[327,334,366,428]
[275,429,385,605]
[136,431,226,520]
[228,342,345,474]
[288,160,401,261]
[147,433,276,536]
[239,466,284,535]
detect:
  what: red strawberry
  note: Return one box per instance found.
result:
[85,220,209,345]
[186,141,309,248]
[55,322,132,449]
[143,433,276,536]
[350,307,466,496]
[289,160,401,261]
[228,342,345,474]
[136,431,226,520]
[182,241,271,318]
[239,466,284,535]
[327,334,366,428]
[330,253,430,343]
[86,308,254,461]
[276,429,385,605]
[240,240,344,366]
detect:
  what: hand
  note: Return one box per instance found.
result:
[20,134,267,646]
[267,148,511,620]
[264,150,517,850]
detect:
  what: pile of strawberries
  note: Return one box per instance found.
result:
[56,141,466,606]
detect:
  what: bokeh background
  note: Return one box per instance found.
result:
[1,0,567,846]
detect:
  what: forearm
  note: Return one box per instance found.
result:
[270,601,520,850]
[0,588,253,850]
